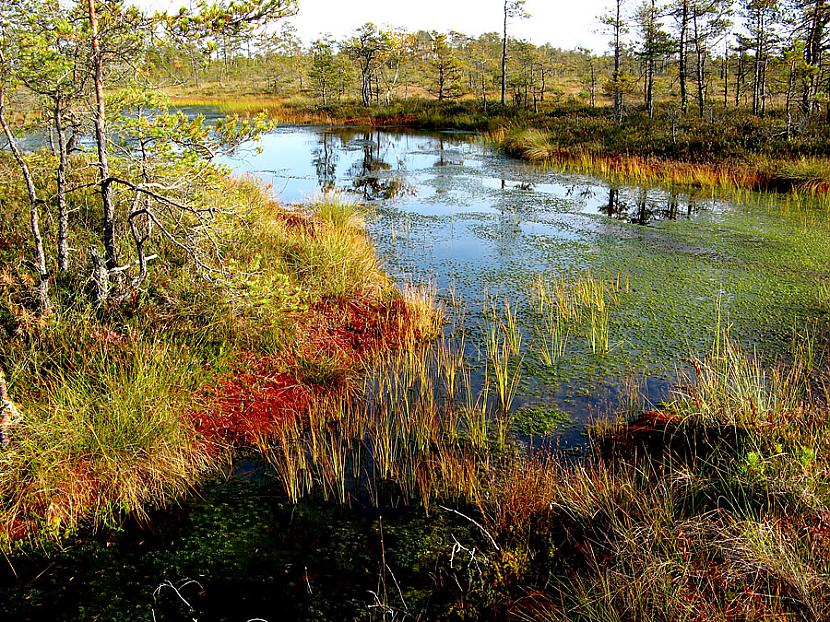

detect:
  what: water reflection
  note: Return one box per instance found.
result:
[433,137,465,168]
[347,131,412,201]
[601,187,699,224]
[311,132,338,193]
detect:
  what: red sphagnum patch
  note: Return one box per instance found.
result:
[190,296,420,447]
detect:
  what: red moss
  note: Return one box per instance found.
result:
[595,410,682,459]
[189,296,418,447]
[274,210,315,234]
[1,517,34,541]
[302,297,416,359]
[192,360,313,445]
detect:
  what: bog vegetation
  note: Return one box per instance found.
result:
[1,0,830,620]
[0,0,441,543]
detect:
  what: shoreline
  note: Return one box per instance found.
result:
[170,94,830,199]
[0,180,440,550]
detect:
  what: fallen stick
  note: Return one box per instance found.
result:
[0,370,21,449]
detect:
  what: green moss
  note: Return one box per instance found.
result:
[511,405,571,437]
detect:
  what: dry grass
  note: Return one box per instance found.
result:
[492,128,830,198]
[0,166,437,549]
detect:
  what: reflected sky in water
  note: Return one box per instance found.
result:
[221,126,749,444]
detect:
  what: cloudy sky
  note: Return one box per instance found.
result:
[139,0,610,51]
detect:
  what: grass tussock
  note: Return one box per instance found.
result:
[0,164,438,549]
[0,331,215,537]
[255,316,830,619]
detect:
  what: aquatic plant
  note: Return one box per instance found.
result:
[530,272,627,360]
[668,329,809,428]
[482,296,524,448]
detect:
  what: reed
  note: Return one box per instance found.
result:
[491,127,830,197]
[257,330,502,509]
[535,314,570,369]
[574,275,611,354]
[531,272,627,359]
[668,328,809,428]
[819,282,830,313]
[400,282,443,345]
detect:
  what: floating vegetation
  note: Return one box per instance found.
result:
[511,405,571,437]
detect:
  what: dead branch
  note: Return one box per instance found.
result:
[0,369,22,449]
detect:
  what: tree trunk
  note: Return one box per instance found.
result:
[438,63,445,101]
[735,53,745,107]
[54,101,70,272]
[0,83,50,313]
[802,0,826,115]
[612,0,623,124]
[679,0,689,113]
[760,56,768,116]
[590,63,596,107]
[693,12,705,118]
[87,0,118,271]
[0,369,22,449]
[752,12,764,116]
[786,57,797,139]
[361,62,371,107]
[481,62,488,111]
[722,44,729,108]
[501,1,508,105]
[88,246,109,308]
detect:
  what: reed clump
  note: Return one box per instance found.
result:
[0,326,217,540]
[531,272,628,360]
[257,320,830,621]
[0,169,437,549]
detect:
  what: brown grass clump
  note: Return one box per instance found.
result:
[0,170,441,550]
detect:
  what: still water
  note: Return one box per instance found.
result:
[2,122,829,621]
[225,125,829,438]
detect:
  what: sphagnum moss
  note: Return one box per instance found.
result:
[0,170,437,549]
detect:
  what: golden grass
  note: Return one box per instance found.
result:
[492,128,830,199]
[0,337,218,541]
[0,169,437,549]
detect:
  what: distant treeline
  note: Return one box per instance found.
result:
[150,0,830,124]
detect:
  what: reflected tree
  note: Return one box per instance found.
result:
[349,132,410,201]
[312,131,338,192]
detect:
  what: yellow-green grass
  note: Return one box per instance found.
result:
[493,127,830,198]
[0,159,437,549]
